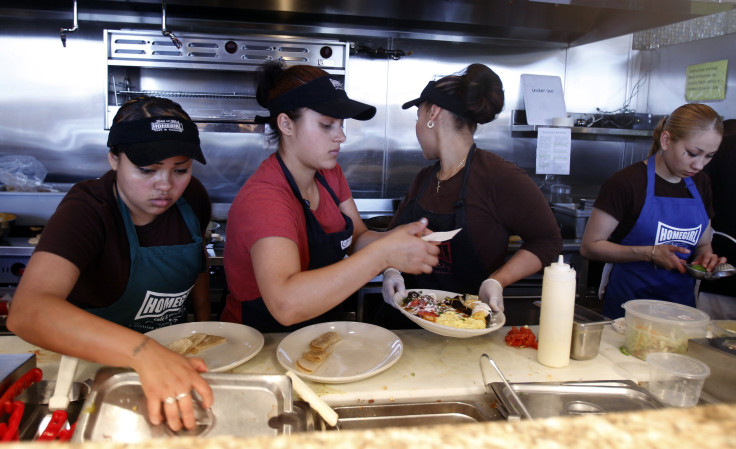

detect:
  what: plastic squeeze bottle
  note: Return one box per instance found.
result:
[537,255,576,368]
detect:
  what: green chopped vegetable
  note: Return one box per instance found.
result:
[619,346,630,356]
[690,264,706,272]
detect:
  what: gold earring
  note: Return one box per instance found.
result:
[427,120,435,129]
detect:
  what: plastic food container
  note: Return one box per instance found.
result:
[646,352,710,407]
[622,300,709,360]
[709,320,736,338]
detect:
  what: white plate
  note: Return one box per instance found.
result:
[277,321,403,384]
[394,289,506,338]
[145,322,264,373]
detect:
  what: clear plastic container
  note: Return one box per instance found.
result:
[622,300,710,360]
[646,352,710,407]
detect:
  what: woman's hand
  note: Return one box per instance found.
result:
[380,219,439,274]
[131,337,214,431]
[691,252,727,272]
[650,244,691,273]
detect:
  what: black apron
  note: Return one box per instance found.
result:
[241,153,355,332]
[371,144,488,329]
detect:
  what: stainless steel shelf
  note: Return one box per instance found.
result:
[511,124,652,138]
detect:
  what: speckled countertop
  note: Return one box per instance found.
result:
[2,326,735,447]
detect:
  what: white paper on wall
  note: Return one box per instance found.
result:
[521,74,567,126]
[535,127,571,175]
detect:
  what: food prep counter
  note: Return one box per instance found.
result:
[1,325,734,448]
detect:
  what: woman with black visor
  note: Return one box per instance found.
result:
[377,63,562,328]
[222,61,439,332]
[8,96,214,432]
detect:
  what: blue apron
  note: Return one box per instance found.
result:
[602,155,709,319]
[240,153,354,333]
[88,188,205,332]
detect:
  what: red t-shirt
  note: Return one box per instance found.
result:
[222,153,352,323]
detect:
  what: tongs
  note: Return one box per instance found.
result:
[480,354,532,421]
[35,355,79,441]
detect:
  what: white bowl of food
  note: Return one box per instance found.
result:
[394,289,505,338]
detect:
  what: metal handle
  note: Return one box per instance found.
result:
[480,354,532,419]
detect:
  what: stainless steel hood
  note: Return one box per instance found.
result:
[5,0,734,47]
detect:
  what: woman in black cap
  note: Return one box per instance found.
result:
[378,63,562,327]
[223,61,439,332]
[8,95,214,431]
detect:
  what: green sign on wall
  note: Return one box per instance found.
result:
[685,59,728,102]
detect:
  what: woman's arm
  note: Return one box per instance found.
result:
[6,251,214,432]
[488,249,543,288]
[580,207,690,272]
[251,219,439,326]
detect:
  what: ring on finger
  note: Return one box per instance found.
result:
[176,392,189,400]
[164,397,176,405]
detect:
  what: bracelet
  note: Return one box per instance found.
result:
[649,245,657,262]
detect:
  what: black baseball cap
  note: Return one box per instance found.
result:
[107,117,206,166]
[255,76,376,123]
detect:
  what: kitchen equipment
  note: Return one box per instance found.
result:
[685,262,736,280]
[105,29,349,131]
[0,364,42,442]
[571,319,612,360]
[0,213,16,240]
[709,320,736,338]
[285,371,339,428]
[480,354,532,421]
[550,201,592,239]
[621,300,709,360]
[73,369,297,442]
[35,355,78,440]
[489,380,664,419]
[532,301,613,360]
[537,255,576,368]
[687,337,736,403]
[645,352,710,407]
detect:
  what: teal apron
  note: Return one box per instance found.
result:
[88,188,205,332]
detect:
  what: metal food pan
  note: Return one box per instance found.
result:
[73,368,295,443]
[490,380,663,419]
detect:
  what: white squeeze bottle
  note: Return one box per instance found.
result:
[537,255,576,368]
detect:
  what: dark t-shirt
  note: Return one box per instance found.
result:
[35,170,211,309]
[593,161,714,244]
[390,149,562,274]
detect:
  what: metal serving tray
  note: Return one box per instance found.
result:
[490,380,664,419]
[73,368,295,443]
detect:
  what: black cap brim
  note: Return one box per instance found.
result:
[401,97,422,110]
[310,97,377,121]
[120,141,207,166]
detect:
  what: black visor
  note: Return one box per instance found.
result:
[255,76,376,123]
[107,117,206,166]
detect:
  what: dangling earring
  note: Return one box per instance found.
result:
[427,120,435,129]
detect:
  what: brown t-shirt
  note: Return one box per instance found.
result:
[593,161,714,244]
[390,149,562,274]
[35,170,211,309]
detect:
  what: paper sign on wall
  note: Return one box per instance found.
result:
[521,74,567,126]
[685,59,728,102]
[536,127,571,175]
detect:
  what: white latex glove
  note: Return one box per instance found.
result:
[381,268,406,309]
[479,278,504,312]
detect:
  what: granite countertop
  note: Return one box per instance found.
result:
[1,326,735,447]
